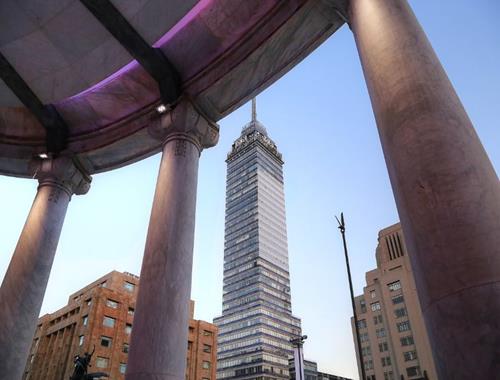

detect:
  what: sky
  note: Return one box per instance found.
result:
[0,1,499,379]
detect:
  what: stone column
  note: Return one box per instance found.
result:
[126,100,219,380]
[0,157,90,379]
[349,0,500,378]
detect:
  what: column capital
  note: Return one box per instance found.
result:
[149,99,219,152]
[33,157,91,196]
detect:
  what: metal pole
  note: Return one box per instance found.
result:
[297,343,303,380]
[336,213,366,380]
[290,335,307,380]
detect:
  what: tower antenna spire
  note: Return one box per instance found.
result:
[252,98,257,122]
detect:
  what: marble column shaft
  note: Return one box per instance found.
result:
[349,0,500,378]
[126,101,218,380]
[0,157,90,379]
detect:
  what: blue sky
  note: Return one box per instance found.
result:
[0,1,498,379]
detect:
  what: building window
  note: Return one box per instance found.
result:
[128,307,135,316]
[406,366,421,377]
[397,321,411,332]
[370,290,376,299]
[381,356,392,367]
[361,346,371,357]
[106,299,119,309]
[202,361,211,369]
[123,343,129,353]
[371,302,381,312]
[100,281,107,288]
[373,315,383,325]
[79,335,85,346]
[86,299,92,306]
[100,336,112,348]
[394,307,407,318]
[203,344,212,353]
[379,342,388,352]
[360,333,369,342]
[82,315,88,326]
[95,357,109,368]
[360,300,367,313]
[203,330,213,336]
[400,335,414,346]
[376,328,386,338]
[103,316,115,328]
[364,360,374,370]
[392,295,404,304]
[384,371,395,380]
[124,282,135,292]
[120,363,127,374]
[388,281,401,292]
[403,350,418,361]
[125,324,132,334]
[357,319,367,329]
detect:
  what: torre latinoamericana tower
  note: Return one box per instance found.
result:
[214,100,302,380]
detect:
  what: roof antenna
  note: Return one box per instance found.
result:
[252,98,257,122]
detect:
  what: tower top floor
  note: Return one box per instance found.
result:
[227,98,282,163]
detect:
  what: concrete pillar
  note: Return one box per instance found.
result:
[349,0,500,378]
[126,100,218,380]
[0,157,90,379]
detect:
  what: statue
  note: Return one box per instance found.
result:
[70,346,109,380]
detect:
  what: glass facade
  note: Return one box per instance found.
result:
[214,115,301,380]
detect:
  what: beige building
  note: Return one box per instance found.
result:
[23,271,217,380]
[351,224,437,380]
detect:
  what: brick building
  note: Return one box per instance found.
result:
[188,305,218,380]
[23,271,217,380]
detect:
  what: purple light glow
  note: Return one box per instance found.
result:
[68,0,213,101]
[153,0,213,48]
[67,60,139,100]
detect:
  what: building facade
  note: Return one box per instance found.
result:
[351,224,437,380]
[214,101,301,380]
[289,358,353,380]
[188,303,219,380]
[289,359,318,380]
[23,271,217,380]
[316,371,352,380]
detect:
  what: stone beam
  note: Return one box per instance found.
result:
[80,0,181,104]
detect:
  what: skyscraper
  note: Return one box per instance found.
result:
[214,100,301,380]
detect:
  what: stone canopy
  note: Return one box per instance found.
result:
[0,0,347,177]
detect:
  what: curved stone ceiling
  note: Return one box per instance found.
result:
[0,0,346,177]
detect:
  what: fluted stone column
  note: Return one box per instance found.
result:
[0,157,91,379]
[349,0,500,378]
[126,100,219,380]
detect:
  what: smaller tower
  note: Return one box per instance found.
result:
[351,224,437,380]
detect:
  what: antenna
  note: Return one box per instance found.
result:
[252,98,257,122]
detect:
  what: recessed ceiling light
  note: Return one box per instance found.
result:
[156,104,167,114]
[38,153,48,159]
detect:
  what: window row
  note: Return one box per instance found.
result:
[95,357,126,373]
